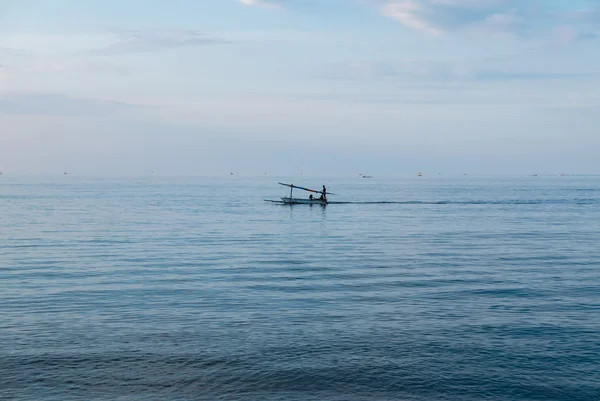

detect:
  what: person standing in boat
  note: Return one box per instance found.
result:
[320,185,327,201]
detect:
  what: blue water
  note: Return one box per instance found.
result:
[1,175,600,401]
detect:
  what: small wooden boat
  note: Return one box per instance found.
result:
[273,182,336,205]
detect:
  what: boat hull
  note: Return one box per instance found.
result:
[281,197,327,205]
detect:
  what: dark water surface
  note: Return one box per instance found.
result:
[1,176,599,400]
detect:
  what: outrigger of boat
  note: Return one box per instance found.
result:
[276,182,333,205]
[281,197,328,205]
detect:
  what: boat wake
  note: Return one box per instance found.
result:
[266,199,597,205]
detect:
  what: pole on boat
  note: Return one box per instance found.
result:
[290,184,293,199]
[277,182,337,196]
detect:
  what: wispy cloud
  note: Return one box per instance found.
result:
[0,49,127,81]
[378,0,532,35]
[383,0,600,40]
[322,60,467,81]
[0,93,137,117]
[0,47,28,57]
[0,29,228,78]
[23,58,127,75]
[84,29,229,56]
[475,71,586,81]
[237,0,599,41]
[0,46,31,75]
[566,7,600,25]
[557,6,600,42]
[238,0,281,7]
[382,1,443,35]
[0,66,8,82]
[322,60,587,83]
[237,0,317,10]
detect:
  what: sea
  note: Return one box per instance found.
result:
[1,175,599,401]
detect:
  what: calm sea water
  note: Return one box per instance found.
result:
[1,175,600,401]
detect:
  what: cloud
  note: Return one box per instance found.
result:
[322,60,468,80]
[237,0,317,10]
[0,47,28,58]
[0,29,226,83]
[382,1,443,35]
[0,47,31,74]
[566,7,600,25]
[428,0,504,7]
[239,0,520,35]
[0,93,137,117]
[84,29,229,56]
[321,60,587,83]
[375,0,600,39]
[236,0,599,41]
[237,0,599,40]
[379,0,531,35]
[552,26,579,44]
[0,49,128,82]
[475,71,585,81]
[239,0,279,6]
[555,6,600,42]
[1,48,24,84]
[25,58,127,75]
[239,0,527,36]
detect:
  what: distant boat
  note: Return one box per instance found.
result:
[64,172,68,175]
[230,172,234,176]
[417,172,422,177]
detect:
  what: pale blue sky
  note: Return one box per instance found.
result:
[1,0,599,175]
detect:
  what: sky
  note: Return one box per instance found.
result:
[1,0,599,176]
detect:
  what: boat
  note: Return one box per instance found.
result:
[275,182,334,205]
